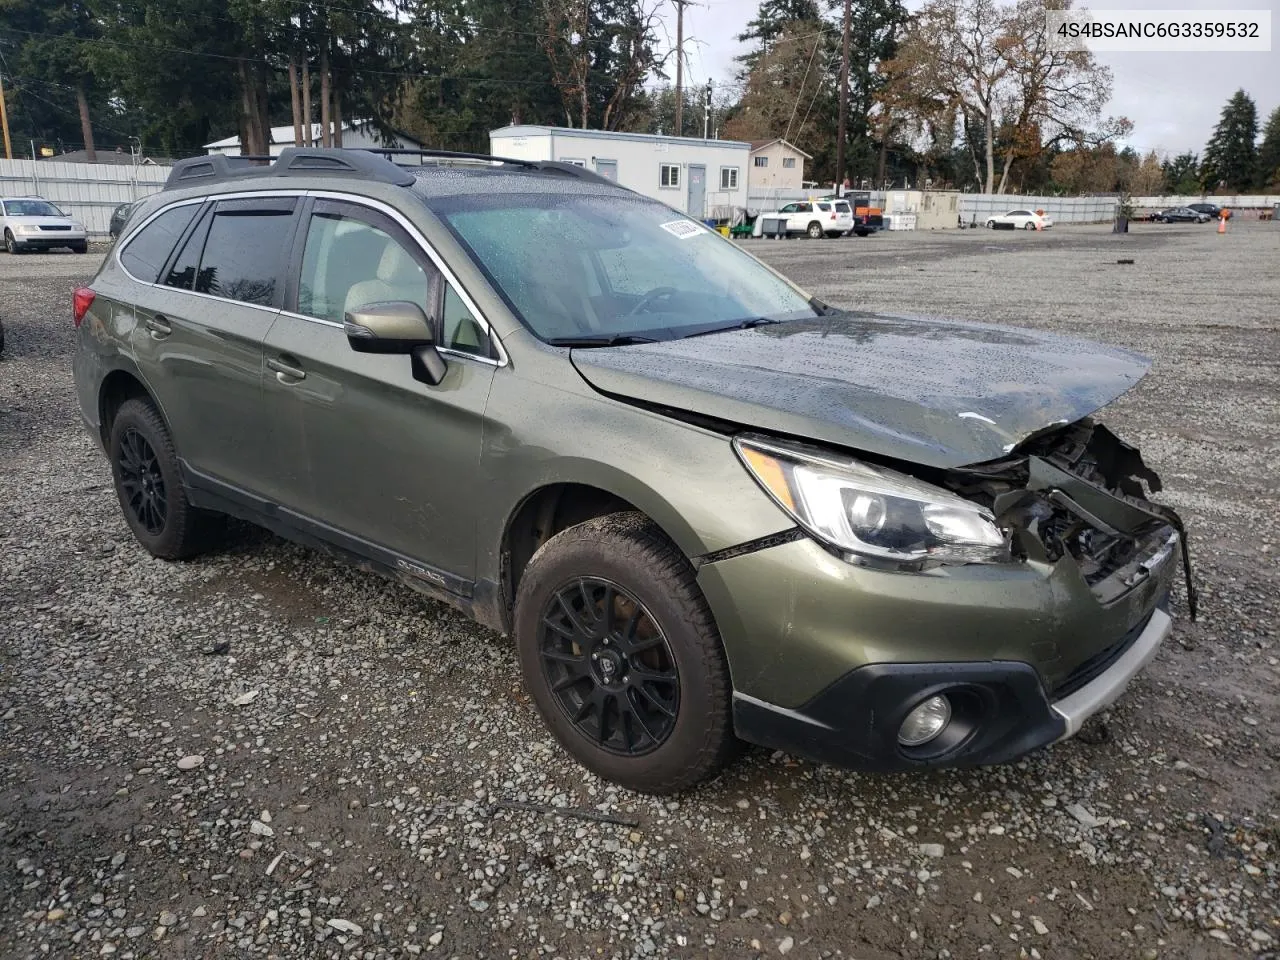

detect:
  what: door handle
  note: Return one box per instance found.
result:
[145,315,172,339]
[267,356,306,383]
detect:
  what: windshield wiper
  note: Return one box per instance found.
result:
[680,317,782,339]
[547,334,660,347]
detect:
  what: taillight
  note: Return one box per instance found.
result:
[73,287,95,327]
[830,212,836,220]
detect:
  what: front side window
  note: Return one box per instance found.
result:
[720,167,738,189]
[430,191,818,343]
[660,164,680,188]
[120,204,200,283]
[3,199,65,217]
[194,199,296,307]
[782,157,796,169]
[441,283,489,357]
[297,204,434,324]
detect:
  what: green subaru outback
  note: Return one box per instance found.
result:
[73,148,1194,793]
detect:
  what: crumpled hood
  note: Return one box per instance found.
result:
[570,311,1151,468]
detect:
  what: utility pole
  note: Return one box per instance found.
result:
[703,80,712,139]
[836,0,851,193]
[673,0,690,137]
[0,72,12,160]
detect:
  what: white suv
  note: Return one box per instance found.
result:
[1,197,89,254]
[756,200,854,239]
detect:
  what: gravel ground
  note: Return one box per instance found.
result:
[1,225,1277,959]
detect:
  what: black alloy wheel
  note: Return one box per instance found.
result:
[538,577,680,756]
[117,426,167,535]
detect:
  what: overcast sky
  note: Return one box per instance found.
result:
[658,0,1279,157]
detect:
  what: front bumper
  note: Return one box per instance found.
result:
[11,234,87,249]
[731,604,1170,771]
[697,528,1177,771]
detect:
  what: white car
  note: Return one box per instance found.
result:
[1,197,89,254]
[985,209,1053,231]
[755,199,854,238]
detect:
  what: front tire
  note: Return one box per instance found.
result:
[108,397,217,560]
[806,221,823,239]
[1024,222,1036,230]
[73,241,88,254]
[514,513,738,794]
[5,230,20,254]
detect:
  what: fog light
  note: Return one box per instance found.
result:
[898,695,951,746]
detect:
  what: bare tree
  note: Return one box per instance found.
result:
[540,0,591,127]
[882,0,1123,192]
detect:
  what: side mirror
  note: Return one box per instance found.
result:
[344,300,446,385]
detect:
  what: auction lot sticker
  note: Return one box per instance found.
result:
[1046,9,1271,52]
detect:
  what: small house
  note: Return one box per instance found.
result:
[488,125,751,220]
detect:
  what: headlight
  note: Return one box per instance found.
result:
[17,224,38,234]
[734,435,1010,569]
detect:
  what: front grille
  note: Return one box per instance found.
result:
[40,225,72,231]
[1050,611,1152,701]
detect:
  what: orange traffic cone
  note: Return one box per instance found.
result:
[1218,216,1226,234]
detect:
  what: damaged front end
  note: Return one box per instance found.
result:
[947,419,1197,620]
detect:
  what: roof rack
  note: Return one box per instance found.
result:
[359,147,539,169]
[164,148,416,190]
[164,146,625,192]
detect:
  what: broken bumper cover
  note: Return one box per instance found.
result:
[1051,606,1171,740]
[732,600,1171,772]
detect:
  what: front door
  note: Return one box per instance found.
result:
[594,159,618,182]
[129,196,297,493]
[260,196,498,587]
[687,164,706,219]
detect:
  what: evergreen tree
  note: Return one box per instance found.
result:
[1160,152,1201,194]
[1257,105,1280,190]
[1201,89,1258,191]
[735,0,825,75]
[0,0,111,156]
[833,0,907,183]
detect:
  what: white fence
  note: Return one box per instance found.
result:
[959,194,1118,224]
[0,160,170,237]
[747,189,1119,225]
[1132,194,1279,216]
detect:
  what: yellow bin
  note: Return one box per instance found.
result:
[716,225,730,237]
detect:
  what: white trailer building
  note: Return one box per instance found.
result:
[488,125,750,220]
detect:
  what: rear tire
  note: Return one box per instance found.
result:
[986,220,995,229]
[108,397,218,560]
[514,512,739,794]
[806,221,823,239]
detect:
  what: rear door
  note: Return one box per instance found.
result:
[259,195,498,587]
[126,195,297,493]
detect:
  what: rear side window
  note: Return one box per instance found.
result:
[120,205,199,283]
[163,206,210,290]
[193,199,296,306]
[835,202,851,213]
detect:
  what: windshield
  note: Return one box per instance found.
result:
[4,200,65,217]
[430,192,818,342]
